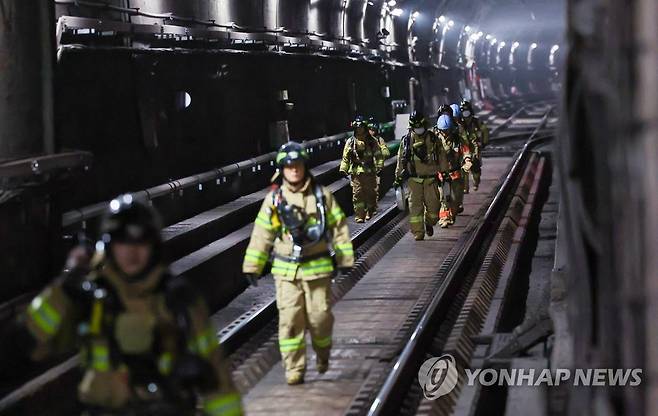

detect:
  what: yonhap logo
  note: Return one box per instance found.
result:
[418,354,459,399]
[418,354,642,400]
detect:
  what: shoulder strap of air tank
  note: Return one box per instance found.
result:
[313,181,328,239]
[403,133,417,174]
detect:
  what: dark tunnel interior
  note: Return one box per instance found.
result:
[1,0,657,415]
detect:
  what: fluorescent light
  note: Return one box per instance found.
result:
[391,8,403,16]
[438,15,446,23]
[387,0,396,6]
[530,43,538,49]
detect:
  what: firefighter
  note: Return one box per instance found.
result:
[450,103,473,211]
[394,111,443,240]
[368,117,391,207]
[243,142,354,385]
[437,104,456,126]
[435,115,472,226]
[340,116,384,222]
[460,100,489,191]
[0,196,242,416]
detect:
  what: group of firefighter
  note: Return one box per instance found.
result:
[1,101,489,416]
[339,100,489,240]
[394,100,489,240]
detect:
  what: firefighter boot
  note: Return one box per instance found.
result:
[425,221,434,237]
[287,373,304,385]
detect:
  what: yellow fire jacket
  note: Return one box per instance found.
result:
[242,177,354,280]
[396,130,454,182]
[24,263,242,416]
[464,117,489,149]
[373,135,391,159]
[339,134,385,175]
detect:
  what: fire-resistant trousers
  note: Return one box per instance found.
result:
[274,277,333,377]
[407,178,440,239]
[351,173,378,220]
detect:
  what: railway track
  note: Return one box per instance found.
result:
[0,99,554,414]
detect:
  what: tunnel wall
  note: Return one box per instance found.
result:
[54,49,393,209]
[557,0,658,413]
[48,0,564,213]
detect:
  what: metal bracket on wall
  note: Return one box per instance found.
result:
[54,15,392,62]
[0,151,93,190]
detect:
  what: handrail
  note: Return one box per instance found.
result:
[61,127,391,228]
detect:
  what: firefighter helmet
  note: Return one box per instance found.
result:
[275,141,309,168]
[351,115,368,130]
[367,116,380,133]
[437,104,453,117]
[436,114,454,131]
[408,111,426,128]
[460,100,474,117]
[450,103,462,119]
[100,195,162,246]
[98,194,164,278]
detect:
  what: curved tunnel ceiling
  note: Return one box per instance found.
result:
[53,0,566,93]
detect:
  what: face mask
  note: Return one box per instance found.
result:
[463,110,471,117]
[413,127,426,135]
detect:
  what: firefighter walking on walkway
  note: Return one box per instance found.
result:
[459,100,489,192]
[0,196,242,416]
[243,142,354,385]
[435,114,472,227]
[450,103,474,213]
[340,116,384,222]
[394,111,444,240]
[368,117,391,210]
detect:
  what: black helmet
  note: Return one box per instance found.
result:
[409,111,426,128]
[99,194,163,278]
[460,100,474,117]
[437,104,453,117]
[367,116,379,133]
[100,194,162,245]
[275,141,309,168]
[351,115,368,130]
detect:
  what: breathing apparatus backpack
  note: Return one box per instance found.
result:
[271,181,328,254]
